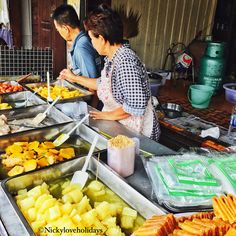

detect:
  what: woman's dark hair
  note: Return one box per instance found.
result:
[51,4,80,29]
[85,4,123,45]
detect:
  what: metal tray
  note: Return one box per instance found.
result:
[0,75,41,83]
[0,104,72,136]
[1,155,164,236]
[24,80,93,103]
[0,122,107,179]
[0,90,45,111]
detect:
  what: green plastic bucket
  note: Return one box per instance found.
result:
[188,84,214,109]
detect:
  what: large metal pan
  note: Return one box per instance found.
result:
[23,80,93,103]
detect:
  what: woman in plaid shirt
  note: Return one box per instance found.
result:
[59,4,160,141]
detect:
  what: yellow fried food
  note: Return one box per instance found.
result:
[0,103,12,110]
[40,141,55,149]
[37,157,49,167]
[6,143,23,154]
[31,85,84,100]
[23,160,37,172]
[8,165,24,176]
[28,141,40,150]
[1,141,76,176]
[2,157,22,168]
[59,148,75,159]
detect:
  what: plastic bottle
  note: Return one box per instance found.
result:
[228,104,236,140]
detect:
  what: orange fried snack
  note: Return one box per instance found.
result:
[212,194,236,224]
[176,218,231,236]
[133,214,177,236]
[177,211,215,223]
[225,228,236,236]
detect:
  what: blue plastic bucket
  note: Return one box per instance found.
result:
[188,84,214,109]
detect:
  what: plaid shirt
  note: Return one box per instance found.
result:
[100,45,160,141]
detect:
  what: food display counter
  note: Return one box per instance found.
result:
[0,77,174,236]
[0,100,175,235]
[0,76,234,236]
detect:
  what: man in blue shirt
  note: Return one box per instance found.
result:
[52,4,101,78]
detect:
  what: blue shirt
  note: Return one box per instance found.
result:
[70,31,101,78]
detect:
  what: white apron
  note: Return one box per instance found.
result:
[97,67,154,137]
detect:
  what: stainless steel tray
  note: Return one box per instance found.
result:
[24,80,93,103]
[0,75,41,83]
[0,122,107,179]
[0,90,45,110]
[0,104,72,136]
[1,156,164,236]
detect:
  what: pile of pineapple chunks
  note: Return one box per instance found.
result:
[16,179,144,235]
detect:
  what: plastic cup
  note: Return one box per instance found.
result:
[107,142,136,177]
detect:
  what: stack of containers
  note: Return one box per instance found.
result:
[144,153,236,212]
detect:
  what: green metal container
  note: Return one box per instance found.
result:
[198,42,226,93]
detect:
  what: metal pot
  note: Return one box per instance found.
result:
[161,103,183,118]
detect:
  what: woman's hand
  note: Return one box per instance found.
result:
[59,69,76,83]
[58,69,98,90]
[90,111,113,120]
[90,107,131,121]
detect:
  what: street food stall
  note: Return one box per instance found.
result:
[0,75,235,236]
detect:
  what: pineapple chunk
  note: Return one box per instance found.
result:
[38,198,57,213]
[106,226,124,236]
[82,209,98,226]
[120,215,134,229]
[87,180,104,191]
[35,194,52,209]
[58,215,75,228]
[61,202,73,215]
[69,208,78,217]
[62,184,81,195]
[76,196,91,214]
[95,201,111,220]
[93,220,107,234]
[62,194,73,203]
[102,216,117,228]
[49,205,61,221]
[72,214,82,224]
[31,219,46,234]
[27,207,37,222]
[68,189,83,203]
[16,194,27,201]
[122,207,137,218]
[27,185,42,199]
[93,189,106,197]
[19,196,35,210]
[41,182,49,192]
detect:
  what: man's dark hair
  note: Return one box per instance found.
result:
[51,4,80,29]
[85,4,123,45]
